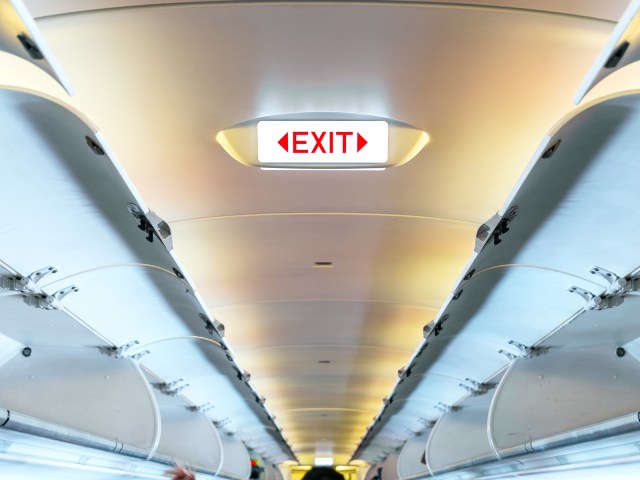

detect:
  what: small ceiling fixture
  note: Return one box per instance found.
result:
[313,261,334,268]
[216,113,429,170]
[318,360,331,364]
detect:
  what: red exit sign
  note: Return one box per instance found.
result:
[258,121,388,164]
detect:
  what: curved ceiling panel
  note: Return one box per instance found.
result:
[171,214,475,306]
[21,0,630,23]
[214,301,436,350]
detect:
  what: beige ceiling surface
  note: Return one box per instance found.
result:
[3,0,636,466]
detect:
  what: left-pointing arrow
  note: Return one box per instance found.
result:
[278,133,289,152]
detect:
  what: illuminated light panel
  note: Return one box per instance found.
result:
[258,121,388,164]
[314,457,334,466]
[216,113,429,170]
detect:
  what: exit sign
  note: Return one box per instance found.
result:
[257,120,388,164]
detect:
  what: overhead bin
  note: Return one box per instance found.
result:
[0,0,73,94]
[0,346,160,456]
[357,86,640,474]
[0,85,294,467]
[574,0,640,103]
[218,431,252,480]
[397,433,429,480]
[425,372,503,474]
[146,370,223,474]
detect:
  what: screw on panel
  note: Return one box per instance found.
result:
[616,347,626,357]
[173,268,185,279]
[605,41,630,68]
[85,136,105,155]
[17,33,44,60]
[541,139,562,159]
[21,347,32,357]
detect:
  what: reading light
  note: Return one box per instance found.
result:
[216,113,428,170]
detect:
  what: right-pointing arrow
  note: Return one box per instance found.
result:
[278,133,289,152]
[357,133,368,152]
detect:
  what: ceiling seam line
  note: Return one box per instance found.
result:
[167,212,480,226]
[34,1,618,25]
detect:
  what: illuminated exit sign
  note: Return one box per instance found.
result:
[257,121,388,164]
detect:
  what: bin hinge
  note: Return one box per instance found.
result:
[434,402,461,414]
[99,340,140,359]
[499,340,547,360]
[154,378,189,396]
[459,378,495,396]
[1,266,78,310]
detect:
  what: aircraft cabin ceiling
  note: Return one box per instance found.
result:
[1,0,640,471]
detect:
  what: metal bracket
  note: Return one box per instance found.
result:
[130,350,150,360]
[498,349,517,360]
[22,285,79,310]
[1,266,58,293]
[154,378,190,396]
[127,204,173,249]
[499,340,547,360]
[509,340,547,358]
[568,285,624,310]
[186,403,214,413]
[213,417,232,428]
[417,417,436,429]
[459,378,495,396]
[1,266,79,310]
[198,313,225,337]
[99,340,140,359]
[590,266,628,293]
[434,402,461,414]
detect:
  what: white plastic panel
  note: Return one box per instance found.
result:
[218,432,251,480]
[263,462,284,480]
[364,463,382,480]
[133,338,284,460]
[0,0,73,94]
[380,453,399,480]
[425,372,503,474]
[489,344,640,456]
[149,370,222,473]
[0,346,159,453]
[538,293,640,350]
[397,433,429,479]
[575,0,640,103]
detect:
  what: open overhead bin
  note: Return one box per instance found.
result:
[0,84,295,475]
[354,12,640,473]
